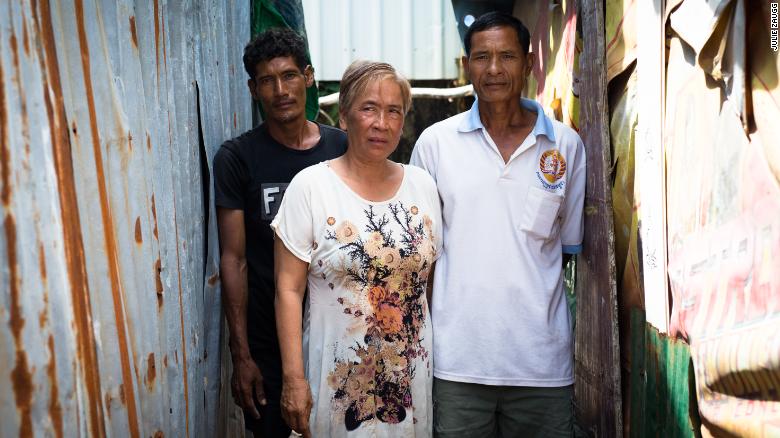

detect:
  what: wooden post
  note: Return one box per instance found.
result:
[574,0,622,436]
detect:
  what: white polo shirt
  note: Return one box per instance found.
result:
[410,98,585,386]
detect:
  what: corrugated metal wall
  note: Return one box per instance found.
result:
[0,0,250,436]
[302,0,462,81]
[606,0,780,435]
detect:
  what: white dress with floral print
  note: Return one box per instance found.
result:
[271,162,442,437]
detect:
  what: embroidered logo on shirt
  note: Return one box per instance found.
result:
[536,149,567,190]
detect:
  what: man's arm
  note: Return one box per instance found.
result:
[217,207,265,419]
[560,132,586,270]
[409,128,438,179]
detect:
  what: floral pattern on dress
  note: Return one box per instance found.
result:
[324,202,436,431]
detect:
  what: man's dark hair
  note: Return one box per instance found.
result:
[464,11,531,56]
[243,27,308,80]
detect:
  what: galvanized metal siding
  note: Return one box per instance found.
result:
[302,0,462,81]
[0,0,250,436]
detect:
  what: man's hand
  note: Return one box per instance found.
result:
[231,357,266,419]
[280,377,312,438]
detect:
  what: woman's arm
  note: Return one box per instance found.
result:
[274,236,312,437]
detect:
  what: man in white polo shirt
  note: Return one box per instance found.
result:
[410,11,585,437]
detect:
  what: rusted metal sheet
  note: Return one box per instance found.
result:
[663,0,780,435]
[663,5,780,436]
[0,0,249,436]
[605,0,780,434]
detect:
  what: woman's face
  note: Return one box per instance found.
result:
[340,78,405,162]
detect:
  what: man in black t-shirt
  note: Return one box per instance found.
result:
[213,28,347,438]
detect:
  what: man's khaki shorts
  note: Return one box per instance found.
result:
[433,377,574,437]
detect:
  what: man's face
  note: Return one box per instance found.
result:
[463,26,535,104]
[248,56,313,124]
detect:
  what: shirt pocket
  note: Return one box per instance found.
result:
[520,186,564,240]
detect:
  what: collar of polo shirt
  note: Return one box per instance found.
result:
[457,97,556,143]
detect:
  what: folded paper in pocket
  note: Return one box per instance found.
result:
[520,186,563,239]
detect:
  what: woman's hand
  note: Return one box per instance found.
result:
[281,377,313,437]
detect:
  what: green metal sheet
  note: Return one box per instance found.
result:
[630,309,700,438]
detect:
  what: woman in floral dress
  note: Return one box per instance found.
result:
[271,61,442,437]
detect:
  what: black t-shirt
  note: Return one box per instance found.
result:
[213,122,347,359]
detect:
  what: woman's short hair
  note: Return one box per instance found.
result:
[338,60,412,116]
